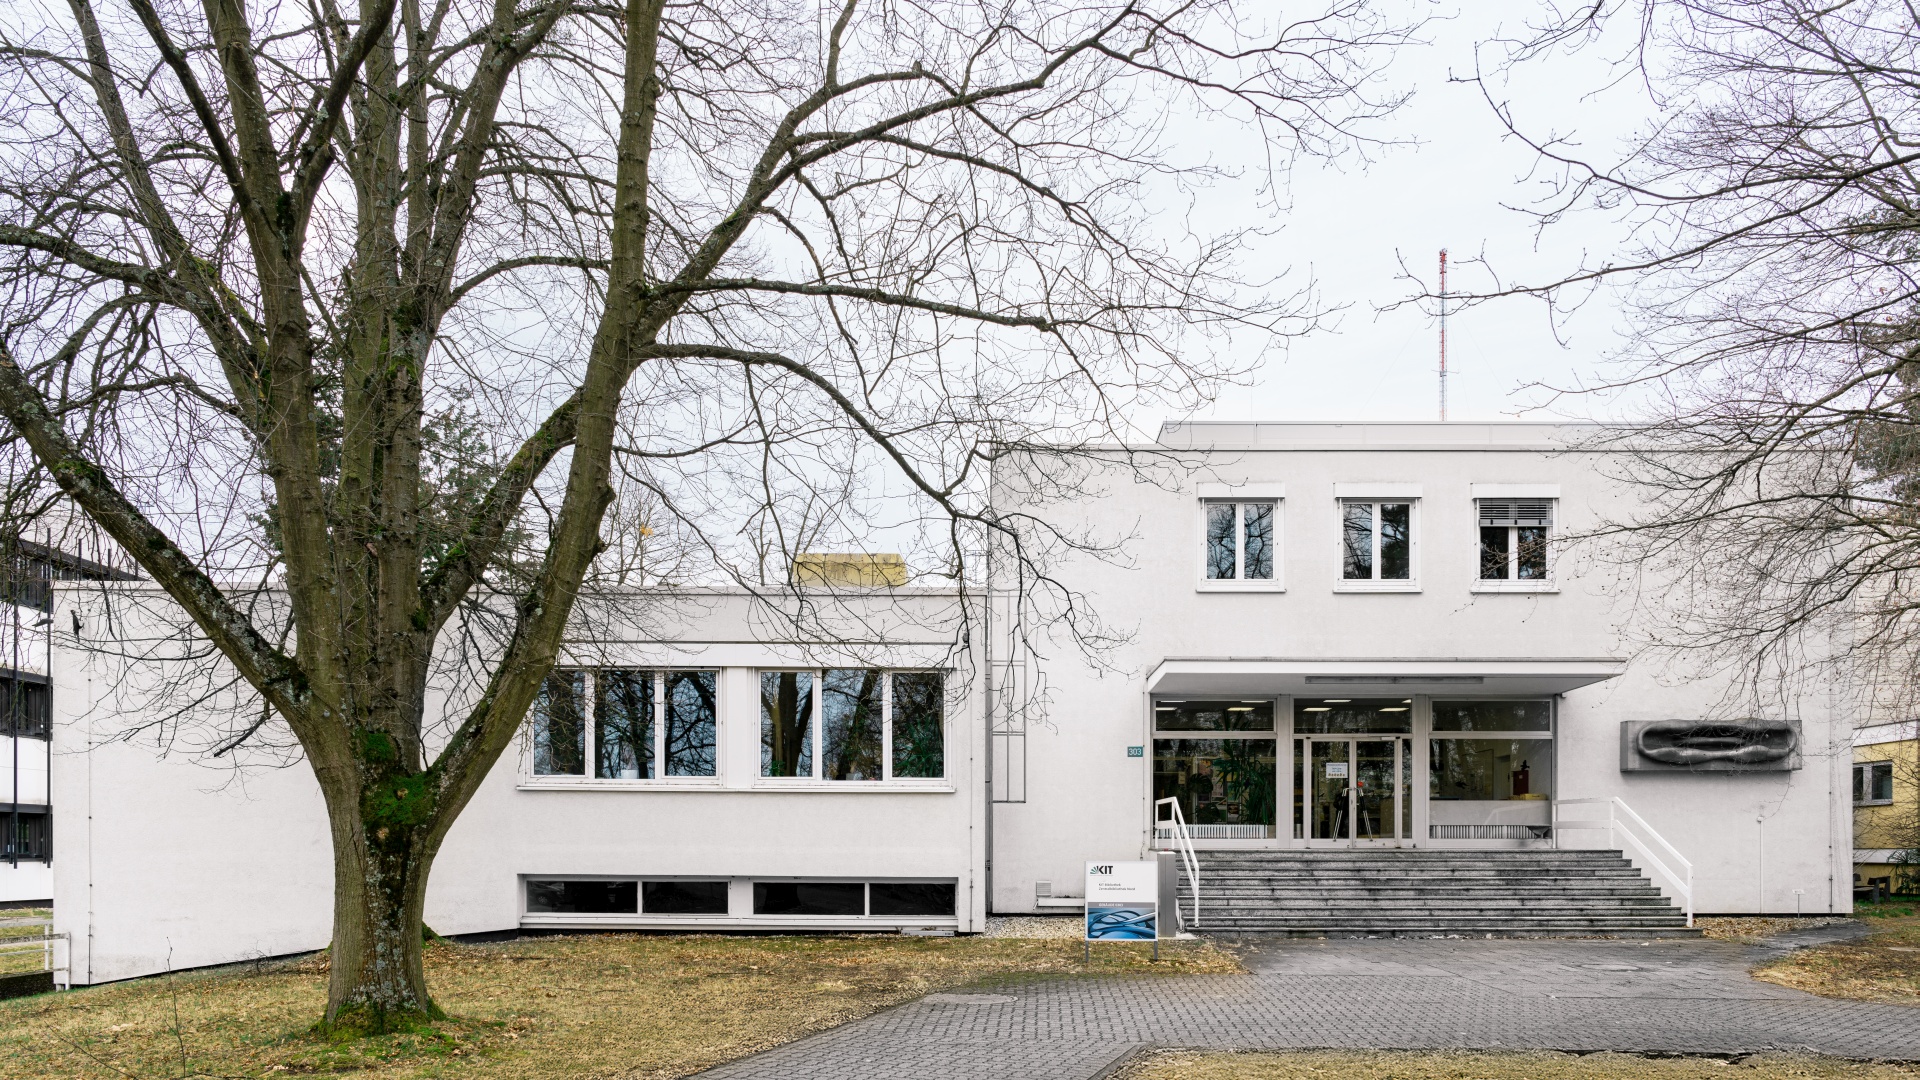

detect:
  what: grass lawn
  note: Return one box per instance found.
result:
[1119,1051,1920,1080]
[1752,913,1920,1005]
[0,932,1238,1080]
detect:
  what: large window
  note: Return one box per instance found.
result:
[1428,698,1554,839]
[1153,700,1277,840]
[1204,501,1276,581]
[1477,499,1552,581]
[1341,501,1413,581]
[531,670,718,779]
[1856,761,1895,805]
[1430,739,1553,801]
[760,670,945,781]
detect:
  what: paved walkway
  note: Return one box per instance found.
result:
[696,930,1920,1079]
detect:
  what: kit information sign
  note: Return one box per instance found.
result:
[1085,860,1158,941]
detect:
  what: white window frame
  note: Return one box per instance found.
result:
[1196,485,1285,592]
[1332,486,1420,592]
[1855,760,1895,806]
[753,668,950,789]
[1470,485,1560,594]
[522,668,724,789]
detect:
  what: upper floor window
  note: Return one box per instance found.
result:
[1478,499,1552,580]
[1204,501,1275,581]
[3,810,48,862]
[1855,760,1895,805]
[760,669,945,781]
[1341,500,1412,581]
[0,674,49,739]
[531,669,719,779]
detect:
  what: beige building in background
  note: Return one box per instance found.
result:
[1854,720,1919,893]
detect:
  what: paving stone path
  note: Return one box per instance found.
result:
[696,931,1920,1079]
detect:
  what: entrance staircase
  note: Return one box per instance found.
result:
[1183,849,1696,936]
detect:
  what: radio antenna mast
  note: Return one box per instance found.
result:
[1437,249,1449,422]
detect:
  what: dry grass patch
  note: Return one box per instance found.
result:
[1120,1050,1920,1080]
[0,932,1239,1080]
[1753,915,1920,1005]
[1698,917,1851,942]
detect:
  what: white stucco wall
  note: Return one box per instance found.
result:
[986,422,1852,915]
[0,859,52,904]
[52,586,985,985]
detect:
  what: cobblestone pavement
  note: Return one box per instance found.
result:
[694,934,1920,1079]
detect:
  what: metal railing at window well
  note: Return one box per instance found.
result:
[1552,797,1694,927]
[0,919,64,987]
[1153,797,1200,929]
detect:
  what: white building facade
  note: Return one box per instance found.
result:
[47,422,1855,984]
[988,422,1851,919]
[3,530,130,905]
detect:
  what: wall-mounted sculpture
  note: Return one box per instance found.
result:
[1619,718,1800,772]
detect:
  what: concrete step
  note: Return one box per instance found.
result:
[1198,876,1651,883]
[1199,895,1681,908]
[1198,883,1666,891]
[1203,927,1701,938]
[1177,848,1695,936]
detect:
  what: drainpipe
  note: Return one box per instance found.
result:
[10,552,20,871]
[980,544,993,925]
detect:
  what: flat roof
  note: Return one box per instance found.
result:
[1155,421,1608,451]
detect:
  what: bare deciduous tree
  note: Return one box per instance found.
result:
[1455,0,1920,711]
[0,0,1409,1028]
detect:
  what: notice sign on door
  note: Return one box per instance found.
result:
[1085,860,1158,941]
[1325,762,1349,778]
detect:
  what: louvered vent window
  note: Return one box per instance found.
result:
[1477,499,1553,580]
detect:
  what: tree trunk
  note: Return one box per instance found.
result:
[320,770,442,1031]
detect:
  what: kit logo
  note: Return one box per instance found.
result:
[1090,865,1113,875]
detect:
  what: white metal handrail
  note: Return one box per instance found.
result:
[0,925,67,983]
[1553,797,1694,927]
[1153,797,1200,928]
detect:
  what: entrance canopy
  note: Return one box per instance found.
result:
[1146,658,1624,698]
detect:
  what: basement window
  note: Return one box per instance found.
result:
[641,881,729,915]
[754,882,866,916]
[525,879,636,914]
[751,881,956,917]
[524,878,729,915]
[870,883,957,917]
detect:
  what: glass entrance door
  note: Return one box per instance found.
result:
[1305,738,1405,845]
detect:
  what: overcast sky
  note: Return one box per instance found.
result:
[1147,3,1657,429]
